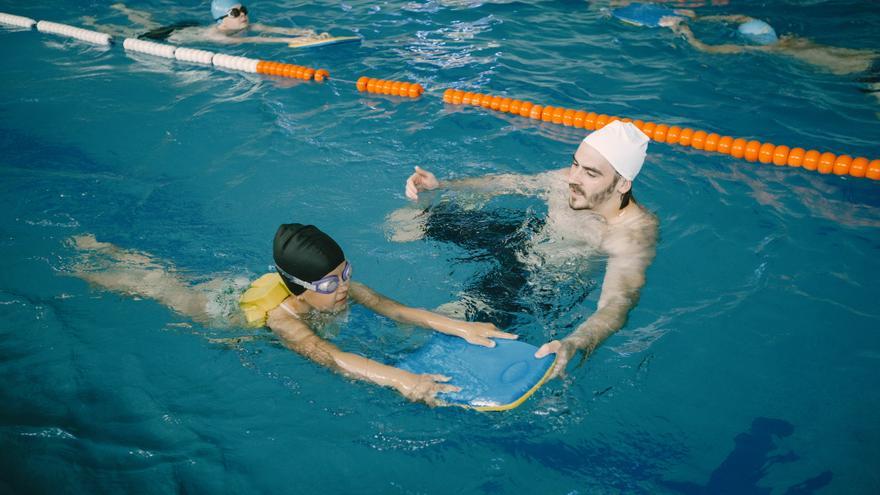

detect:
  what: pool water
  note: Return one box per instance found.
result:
[1,0,879,493]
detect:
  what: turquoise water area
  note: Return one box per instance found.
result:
[1,0,879,493]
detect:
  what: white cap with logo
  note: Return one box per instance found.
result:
[582,121,650,181]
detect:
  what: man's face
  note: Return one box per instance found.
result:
[567,142,620,211]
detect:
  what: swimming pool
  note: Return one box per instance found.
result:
[1,0,879,492]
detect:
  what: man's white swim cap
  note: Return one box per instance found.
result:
[211,0,242,21]
[582,120,649,181]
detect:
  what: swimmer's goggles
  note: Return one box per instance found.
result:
[218,6,248,21]
[275,261,351,294]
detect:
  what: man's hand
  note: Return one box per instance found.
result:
[405,166,440,200]
[535,339,578,380]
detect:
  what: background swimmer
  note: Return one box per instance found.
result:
[69,224,516,406]
[82,1,332,47]
[609,2,877,77]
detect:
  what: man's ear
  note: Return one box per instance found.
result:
[616,177,632,194]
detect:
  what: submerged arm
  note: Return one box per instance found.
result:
[223,35,321,45]
[563,249,653,354]
[696,14,754,23]
[670,22,753,54]
[669,21,773,54]
[249,23,317,36]
[266,303,458,405]
[536,215,658,378]
[349,282,516,347]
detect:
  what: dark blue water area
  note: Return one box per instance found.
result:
[1,0,879,493]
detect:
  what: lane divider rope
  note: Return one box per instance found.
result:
[0,12,35,29]
[356,76,424,99]
[36,20,111,45]
[2,11,876,180]
[442,89,880,179]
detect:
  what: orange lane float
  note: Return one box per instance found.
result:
[439,88,879,181]
[357,77,424,98]
[255,60,327,82]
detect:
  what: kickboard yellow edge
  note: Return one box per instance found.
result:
[472,354,559,412]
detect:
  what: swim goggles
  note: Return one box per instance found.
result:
[218,6,248,20]
[275,261,351,294]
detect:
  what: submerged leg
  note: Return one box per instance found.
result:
[80,3,161,38]
[78,18,135,38]
[110,3,159,29]
[70,234,219,324]
[425,204,543,328]
[385,205,429,242]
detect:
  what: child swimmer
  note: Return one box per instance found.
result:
[70,224,516,406]
[83,1,334,47]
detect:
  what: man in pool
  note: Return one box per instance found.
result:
[82,1,331,46]
[70,224,516,406]
[396,121,659,379]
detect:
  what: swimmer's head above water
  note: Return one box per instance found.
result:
[273,223,351,312]
[611,3,778,46]
[211,0,249,32]
[568,121,649,213]
[737,19,778,45]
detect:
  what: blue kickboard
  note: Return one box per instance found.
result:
[397,334,556,411]
[612,3,679,28]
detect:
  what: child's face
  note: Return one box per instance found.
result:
[300,261,351,313]
[218,5,249,32]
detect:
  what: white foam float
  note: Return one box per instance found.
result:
[0,12,36,29]
[212,53,258,73]
[122,38,177,59]
[36,21,111,45]
[175,47,215,65]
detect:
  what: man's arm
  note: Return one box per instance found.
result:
[266,304,459,405]
[349,282,517,347]
[536,213,658,378]
[405,166,558,201]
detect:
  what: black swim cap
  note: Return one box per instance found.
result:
[273,224,345,295]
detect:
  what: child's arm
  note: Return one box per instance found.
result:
[224,35,318,45]
[349,282,517,347]
[266,303,458,405]
[249,23,317,36]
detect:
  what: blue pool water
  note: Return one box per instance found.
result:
[1,0,879,493]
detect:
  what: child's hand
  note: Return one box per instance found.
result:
[399,373,460,406]
[453,322,518,348]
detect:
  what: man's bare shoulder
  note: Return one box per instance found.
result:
[634,203,659,232]
[604,203,658,258]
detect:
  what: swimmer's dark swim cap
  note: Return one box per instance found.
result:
[273,224,345,295]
